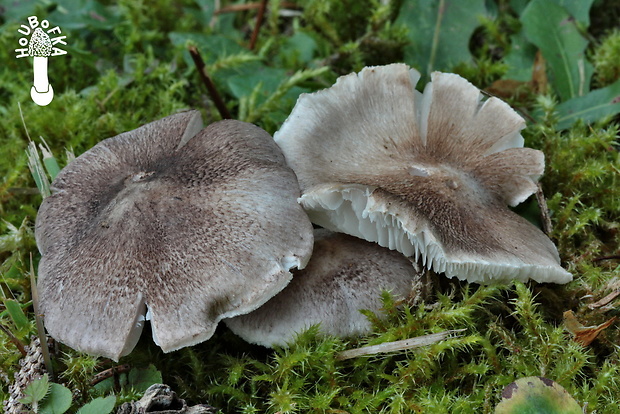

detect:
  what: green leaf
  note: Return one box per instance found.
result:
[26,141,51,198]
[3,298,30,331]
[553,0,596,27]
[509,0,529,15]
[0,0,41,23]
[397,0,488,76]
[93,365,161,395]
[3,263,22,282]
[521,0,593,100]
[48,0,123,31]
[227,66,287,102]
[279,31,319,67]
[20,374,50,405]
[241,67,328,126]
[168,32,245,68]
[40,147,61,181]
[495,376,582,414]
[555,78,620,129]
[506,0,595,78]
[503,31,538,82]
[40,383,73,414]
[128,365,163,393]
[76,395,116,414]
[184,0,215,27]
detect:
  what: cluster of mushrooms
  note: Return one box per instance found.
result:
[35,64,572,361]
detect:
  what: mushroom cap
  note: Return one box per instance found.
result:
[224,229,421,347]
[274,64,572,284]
[35,111,314,360]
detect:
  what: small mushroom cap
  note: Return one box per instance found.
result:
[35,111,314,360]
[274,64,572,284]
[224,229,421,347]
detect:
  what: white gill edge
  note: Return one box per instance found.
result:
[299,186,572,285]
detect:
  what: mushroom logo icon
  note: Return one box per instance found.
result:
[15,16,67,106]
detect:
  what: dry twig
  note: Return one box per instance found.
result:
[249,0,268,51]
[535,183,553,236]
[0,323,26,357]
[588,290,620,309]
[188,45,232,119]
[336,329,466,360]
[30,253,54,381]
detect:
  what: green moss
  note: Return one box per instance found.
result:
[592,29,620,87]
[299,0,408,73]
[529,109,619,262]
[116,282,607,413]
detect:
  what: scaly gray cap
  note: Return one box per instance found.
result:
[35,110,314,360]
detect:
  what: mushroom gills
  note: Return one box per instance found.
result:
[273,64,572,285]
[301,185,418,258]
[120,301,147,357]
[300,184,571,284]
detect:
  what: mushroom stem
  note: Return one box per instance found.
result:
[31,56,54,106]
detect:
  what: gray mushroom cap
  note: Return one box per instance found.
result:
[225,229,421,347]
[35,111,314,360]
[274,64,572,284]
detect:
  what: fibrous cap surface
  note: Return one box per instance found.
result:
[274,64,571,284]
[36,111,314,360]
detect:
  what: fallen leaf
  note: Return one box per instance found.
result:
[486,50,546,100]
[531,50,547,94]
[486,79,530,99]
[588,289,620,309]
[495,376,582,414]
[563,310,616,346]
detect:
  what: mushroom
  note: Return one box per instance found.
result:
[35,110,314,360]
[225,229,422,347]
[28,28,54,106]
[274,64,572,284]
